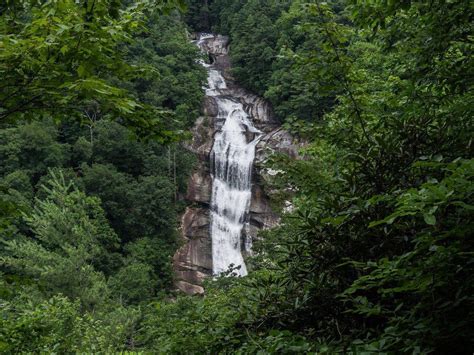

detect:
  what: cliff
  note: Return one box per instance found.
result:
[173,35,302,295]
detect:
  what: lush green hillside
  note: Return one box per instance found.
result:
[0,1,205,351]
[1,0,473,353]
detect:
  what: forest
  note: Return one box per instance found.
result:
[0,0,472,353]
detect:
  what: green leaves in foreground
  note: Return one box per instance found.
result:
[0,0,190,141]
[343,159,474,352]
[370,159,474,228]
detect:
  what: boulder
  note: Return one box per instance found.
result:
[175,281,204,296]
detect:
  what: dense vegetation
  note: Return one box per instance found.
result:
[1,0,473,353]
[172,0,474,353]
[0,1,205,352]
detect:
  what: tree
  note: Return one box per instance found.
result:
[1,171,119,310]
[0,0,186,141]
[165,1,474,353]
[0,121,69,180]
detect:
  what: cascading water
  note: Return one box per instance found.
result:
[197,34,262,276]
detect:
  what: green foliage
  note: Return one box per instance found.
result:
[108,262,155,305]
[0,295,102,353]
[0,116,195,307]
[1,172,117,310]
[173,0,474,353]
[1,0,472,352]
[0,2,203,351]
[0,295,138,353]
[342,160,474,352]
[80,162,177,244]
[267,1,349,124]
[212,0,292,96]
[202,0,346,124]
[125,237,175,292]
[0,121,69,179]
[0,0,190,141]
[123,11,206,130]
[138,278,256,353]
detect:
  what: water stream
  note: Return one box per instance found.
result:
[197,34,262,276]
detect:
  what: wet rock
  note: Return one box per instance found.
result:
[256,128,301,163]
[237,89,279,132]
[174,34,302,295]
[254,128,304,182]
[182,207,211,241]
[249,184,279,229]
[173,207,212,294]
[203,96,219,117]
[245,131,256,143]
[175,281,204,296]
[186,168,212,204]
[200,35,229,56]
[184,116,214,159]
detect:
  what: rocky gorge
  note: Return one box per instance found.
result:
[173,34,301,295]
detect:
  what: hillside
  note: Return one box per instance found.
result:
[0,0,473,353]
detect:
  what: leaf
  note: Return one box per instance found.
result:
[77,64,87,78]
[423,213,436,225]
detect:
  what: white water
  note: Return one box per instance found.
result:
[197,35,262,276]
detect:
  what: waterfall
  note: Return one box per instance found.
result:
[197,34,262,276]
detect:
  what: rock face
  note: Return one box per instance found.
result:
[173,34,301,294]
